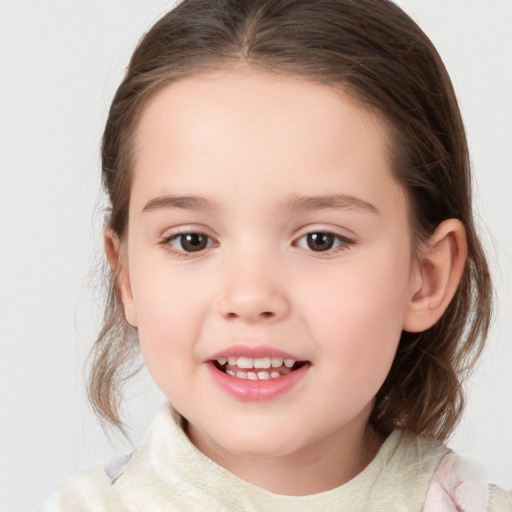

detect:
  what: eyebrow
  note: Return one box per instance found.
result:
[141,193,380,215]
[286,194,380,214]
[142,195,216,213]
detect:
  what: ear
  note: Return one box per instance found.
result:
[403,219,467,333]
[103,228,138,328]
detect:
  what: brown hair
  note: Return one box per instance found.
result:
[89,0,492,440]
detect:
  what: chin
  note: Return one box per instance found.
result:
[192,419,302,460]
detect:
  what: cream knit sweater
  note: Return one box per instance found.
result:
[37,402,511,511]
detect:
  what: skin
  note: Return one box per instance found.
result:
[107,69,467,496]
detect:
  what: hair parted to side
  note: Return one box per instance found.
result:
[89,0,492,440]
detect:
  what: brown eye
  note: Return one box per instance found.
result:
[306,232,335,251]
[171,233,212,252]
[295,231,353,253]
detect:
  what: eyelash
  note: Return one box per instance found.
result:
[294,230,354,254]
[160,231,218,258]
[160,229,354,257]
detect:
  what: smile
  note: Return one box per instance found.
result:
[214,357,304,380]
[207,348,310,401]
[214,356,304,380]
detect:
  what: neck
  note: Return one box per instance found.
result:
[187,415,384,496]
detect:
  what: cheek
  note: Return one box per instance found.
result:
[303,250,411,385]
[129,262,211,380]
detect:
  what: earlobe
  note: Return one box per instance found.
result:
[403,219,467,333]
[103,229,138,328]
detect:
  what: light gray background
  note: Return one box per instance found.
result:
[1,1,511,510]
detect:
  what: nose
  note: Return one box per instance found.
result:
[215,255,290,323]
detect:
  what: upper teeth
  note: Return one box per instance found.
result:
[218,356,296,369]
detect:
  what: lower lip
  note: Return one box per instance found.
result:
[206,362,309,401]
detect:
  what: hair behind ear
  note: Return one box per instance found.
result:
[372,214,491,440]
[86,230,142,434]
[87,268,142,436]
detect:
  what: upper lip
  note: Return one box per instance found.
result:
[206,344,305,362]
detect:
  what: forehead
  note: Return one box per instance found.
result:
[135,70,391,158]
[130,70,403,215]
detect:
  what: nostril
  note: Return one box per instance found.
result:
[217,293,289,322]
[223,310,275,321]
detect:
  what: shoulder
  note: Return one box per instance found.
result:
[360,431,449,510]
[423,451,512,512]
[34,454,133,512]
[34,403,177,511]
[33,464,125,512]
[489,485,512,512]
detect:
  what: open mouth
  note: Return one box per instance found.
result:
[212,356,308,380]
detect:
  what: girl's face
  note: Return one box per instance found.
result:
[120,70,421,478]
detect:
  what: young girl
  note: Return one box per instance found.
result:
[37,0,511,510]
